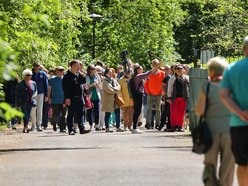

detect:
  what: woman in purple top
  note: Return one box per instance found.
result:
[132,64,158,134]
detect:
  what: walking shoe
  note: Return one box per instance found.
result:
[60,129,66,133]
[12,126,17,130]
[132,129,142,134]
[69,131,75,135]
[37,128,43,132]
[177,127,184,132]
[53,125,57,132]
[116,128,124,132]
[137,121,143,126]
[145,124,151,130]
[166,127,176,132]
[95,128,101,131]
[106,128,113,133]
[80,129,91,134]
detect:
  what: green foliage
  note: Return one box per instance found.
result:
[174,0,248,64]
[80,0,185,69]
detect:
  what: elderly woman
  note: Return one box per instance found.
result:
[102,68,121,132]
[195,57,234,186]
[16,69,37,133]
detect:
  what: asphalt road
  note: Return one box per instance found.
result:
[0,125,238,186]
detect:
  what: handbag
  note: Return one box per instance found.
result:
[84,95,93,110]
[192,82,213,154]
[115,94,124,107]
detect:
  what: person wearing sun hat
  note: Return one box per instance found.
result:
[48,66,67,132]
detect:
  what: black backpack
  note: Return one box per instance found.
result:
[128,77,142,98]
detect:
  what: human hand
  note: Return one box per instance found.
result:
[238,110,248,123]
[65,98,71,106]
[167,100,172,104]
[44,96,48,102]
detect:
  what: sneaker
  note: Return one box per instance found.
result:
[60,129,66,133]
[37,128,43,132]
[137,122,142,126]
[12,126,17,130]
[106,128,113,133]
[116,128,124,132]
[132,129,142,134]
[69,131,75,135]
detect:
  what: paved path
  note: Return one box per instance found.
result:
[0,125,238,186]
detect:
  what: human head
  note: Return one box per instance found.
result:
[55,66,65,77]
[22,69,32,80]
[207,56,228,79]
[104,68,112,78]
[95,65,104,75]
[69,59,81,73]
[243,36,248,57]
[110,68,116,78]
[87,65,95,76]
[133,64,143,76]
[32,61,41,72]
[175,64,184,76]
[151,58,160,68]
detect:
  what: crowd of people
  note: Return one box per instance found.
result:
[3,35,248,186]
[3,58,190,135]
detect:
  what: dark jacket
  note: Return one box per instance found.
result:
[31,70,48,96]
[62,70,86,99]
[3,78,18,104]
[15,80,37,107]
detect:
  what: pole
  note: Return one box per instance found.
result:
[92,20,96,59]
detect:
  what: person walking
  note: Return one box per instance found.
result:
[48,66,67,132]
[62,60,90,135]
[196,57,234,186]
[31,61,48,131]
[220,36,248,186]
[3,77,19,129]
[16,69,37,133]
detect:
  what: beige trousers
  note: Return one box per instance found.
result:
[121,106,134,128]
[203,133,235,186]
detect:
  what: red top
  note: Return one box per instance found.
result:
[145,70,165,95]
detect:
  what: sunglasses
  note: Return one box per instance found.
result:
[26,74,32,76]
[177,67,183,70]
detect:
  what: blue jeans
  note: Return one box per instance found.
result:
[21,105,32,127]
[67,97,85,133]
[105,112,111,129]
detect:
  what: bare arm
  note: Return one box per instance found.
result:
[195,89,206,116]
[220,88,248,123]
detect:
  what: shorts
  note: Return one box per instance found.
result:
[230,126,248,165]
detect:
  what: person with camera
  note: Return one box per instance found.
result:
[195,57,234,186]
[131,64,159,134]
